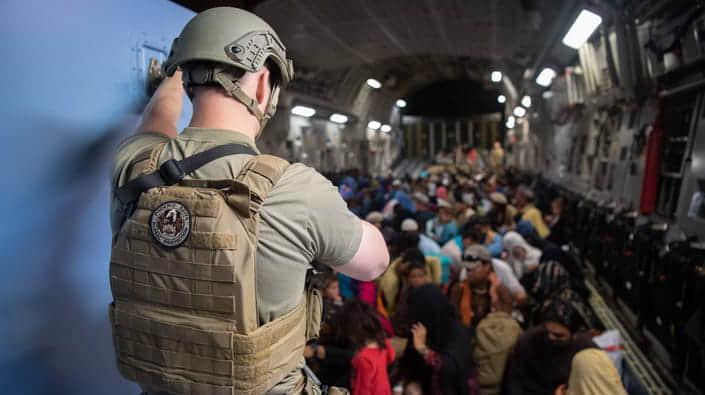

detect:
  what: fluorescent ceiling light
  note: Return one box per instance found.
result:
[521,95,532,108]
[513,106,527,117]
[491,71,502,82]
[329,113,348,124]
[536,67,557,87]
[368,121,381,130]
[380,124,391,132]
[291,105,315,117]
[396,99,407,108]
[366,78,382,89]
[562,10,602,49]
[542,90,554,99]
[497,95,506,104]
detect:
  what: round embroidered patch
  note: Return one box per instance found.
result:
[150,201,191,248]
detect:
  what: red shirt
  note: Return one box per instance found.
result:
[350,339,395,395]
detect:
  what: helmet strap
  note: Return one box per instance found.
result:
[213,70,278,137]
[183,65,278,137]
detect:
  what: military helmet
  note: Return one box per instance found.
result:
[164,7,294,132]
[164,7,293,84]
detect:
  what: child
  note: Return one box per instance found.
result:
[392,261,431,336]
[316,271,344,330]
[336,299,395,395]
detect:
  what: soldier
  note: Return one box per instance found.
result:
[109,7,389,395]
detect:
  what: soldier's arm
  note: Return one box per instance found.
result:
[136,70,184,137]
[336,220,389,281]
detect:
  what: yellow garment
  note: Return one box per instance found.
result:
[474,312,522,395]
[377,256,441,314]
[521,205,550,239]
[566,349,627,395]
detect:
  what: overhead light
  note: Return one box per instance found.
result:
[542,90,554,99]
[506,116,516,129]
[497,95,506,104]
[329,113,348,124]
[491,71,502,83]
[380,124,392,132]
[513,106,527,117]
[562,10,602,49]
[368,120,381,130]
[536,67,557,87]
[291,105,315,117]
[396,99,407,108]
[366,78,382,89]
[521,95,532,108]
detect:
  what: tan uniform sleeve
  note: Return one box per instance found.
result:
[111,132,169,187]
[261,164,362,269]
[302,166,363,267]
[110,132,169,233]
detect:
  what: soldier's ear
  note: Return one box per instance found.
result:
[255,68,271,109]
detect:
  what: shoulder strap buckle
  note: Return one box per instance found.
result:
[159,159,185,185]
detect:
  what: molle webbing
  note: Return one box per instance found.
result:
[110,148,309,395]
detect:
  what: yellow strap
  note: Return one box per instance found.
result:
[145,142,168,173]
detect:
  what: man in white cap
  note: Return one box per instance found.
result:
[402,218,440,256]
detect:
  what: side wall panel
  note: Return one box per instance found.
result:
[0,1,194,394]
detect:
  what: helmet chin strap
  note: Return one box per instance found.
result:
[213,70,279,138]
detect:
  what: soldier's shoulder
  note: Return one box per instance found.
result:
[277,162,331,187]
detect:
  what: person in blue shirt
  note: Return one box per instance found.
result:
[425,199,458,245]
[475,216,503,258]
[400,218,453,284]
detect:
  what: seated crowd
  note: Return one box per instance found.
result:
[307,164,628,395]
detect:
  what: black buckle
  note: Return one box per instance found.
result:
[159,159,185,185]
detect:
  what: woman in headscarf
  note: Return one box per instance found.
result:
[398,284,474,395]
[487,192,516,233]
[554,349,627,395]
[502,298,596,395]
[502,231,542,279]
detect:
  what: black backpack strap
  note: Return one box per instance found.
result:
[115,143,258,208]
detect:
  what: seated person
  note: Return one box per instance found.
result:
[554,349,627,395]
[378,248,441,315]
[315,271,344,334]
[487,192,516,233]
[391,260,432,336]
[449,245,512,328]
[425,200,459,245]
[502,298,596,395]
[473,286,522,395]
[502,231,542,279]
[398,284,473,395]
[474,216,503,258]
[514,186,550,239]
[443,226,527,305]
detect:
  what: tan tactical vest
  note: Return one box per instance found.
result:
[110,143,321,395]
